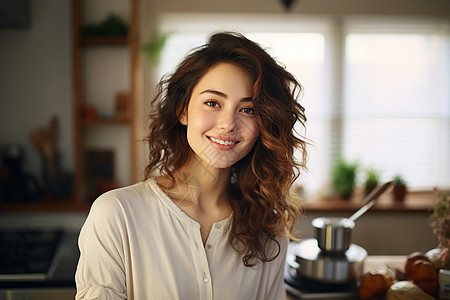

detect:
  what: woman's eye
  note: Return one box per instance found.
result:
[205,101,220,108]
[241,107,255,115]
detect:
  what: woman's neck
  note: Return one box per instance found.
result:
[158,156,232,209]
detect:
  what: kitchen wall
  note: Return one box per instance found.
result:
[0,0,72,176]
[0,0,447,254]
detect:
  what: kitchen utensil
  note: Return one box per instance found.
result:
[286,239,367,284]
[347,181,393,223]
[286,181,393,285]
[312,217,354,254]
[313,181,393,254]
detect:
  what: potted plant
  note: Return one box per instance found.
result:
[392,174,407,201]
[364,168,379,196]
[332,158,358,199]
[142,30,171,64]
[428,192,450,270]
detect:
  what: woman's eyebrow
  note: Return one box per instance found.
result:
[200,89,227,98]
[200,89,253,102]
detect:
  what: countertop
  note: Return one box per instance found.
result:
[286,255,406,300]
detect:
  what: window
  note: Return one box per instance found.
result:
[155,14,450,197]
[343,30,450,189]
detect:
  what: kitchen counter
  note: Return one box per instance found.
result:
[286,255,406,300]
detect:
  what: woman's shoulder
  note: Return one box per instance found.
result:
[89,180,158,215]
[80,179,168,240]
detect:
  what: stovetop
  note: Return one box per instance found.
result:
[0,228,79,288]
[284,264,358,299]
[0,229,62,280]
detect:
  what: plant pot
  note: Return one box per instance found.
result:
[339,191,354,200]
[392,185,407,201]
[364,184,377,196]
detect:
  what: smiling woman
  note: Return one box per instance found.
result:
[75,32,308,300]
[179,63,260,170]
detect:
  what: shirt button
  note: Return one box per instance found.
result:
[207,244,213,249]
[202,272,209,283]
[215,223,221,229]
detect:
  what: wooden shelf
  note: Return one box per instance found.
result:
[303,191,436,213]
[71,0,140,205]
[80,36,128,46]
[0,197,90,213]
[80,118,131,127]
[1,0,140,214]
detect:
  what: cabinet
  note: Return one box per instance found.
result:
[71,0,139,204]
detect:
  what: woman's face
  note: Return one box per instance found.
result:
[180,63,260,170]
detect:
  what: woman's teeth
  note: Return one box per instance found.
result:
[210,137,237,145]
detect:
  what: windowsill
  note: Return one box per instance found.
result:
[303,191,436,213]
[0,191,438,214]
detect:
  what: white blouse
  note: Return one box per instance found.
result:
[75,179,288,300]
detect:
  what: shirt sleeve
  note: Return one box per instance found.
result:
[75,193,128,300]
[261,236,289,300]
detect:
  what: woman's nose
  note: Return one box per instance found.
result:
[217,110,238,132]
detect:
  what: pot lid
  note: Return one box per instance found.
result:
[291,239,367,262]
[312,217,355,229]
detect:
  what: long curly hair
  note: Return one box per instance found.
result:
[144,32,308,267]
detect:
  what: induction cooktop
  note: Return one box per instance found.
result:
[0,228,79,287]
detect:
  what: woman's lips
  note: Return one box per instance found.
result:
[209,137,238,145]
[207,136,240,150]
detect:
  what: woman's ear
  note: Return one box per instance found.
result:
[179,110,188,125]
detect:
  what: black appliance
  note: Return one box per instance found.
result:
[0,228,79,299]
[0,144,43,203]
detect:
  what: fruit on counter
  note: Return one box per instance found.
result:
[386,281,434,300]
[426,248,446,270]
[404,251,431,276]
[358,271,394,300]
[408,259,438,294]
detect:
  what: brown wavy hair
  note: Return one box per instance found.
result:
[144,31,308,267]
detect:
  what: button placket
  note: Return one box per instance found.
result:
[206,222,222,251]
[189,225,212,299]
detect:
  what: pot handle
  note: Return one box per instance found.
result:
[348,181,393,223]
[286,253,300,269]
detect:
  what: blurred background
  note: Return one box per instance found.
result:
[0,0,449,296]
[1,0,449,202]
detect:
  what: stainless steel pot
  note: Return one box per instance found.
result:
[312,217,355,254]
[312,181,392,254]
[286,182,392,285]
[286,239,367,284]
